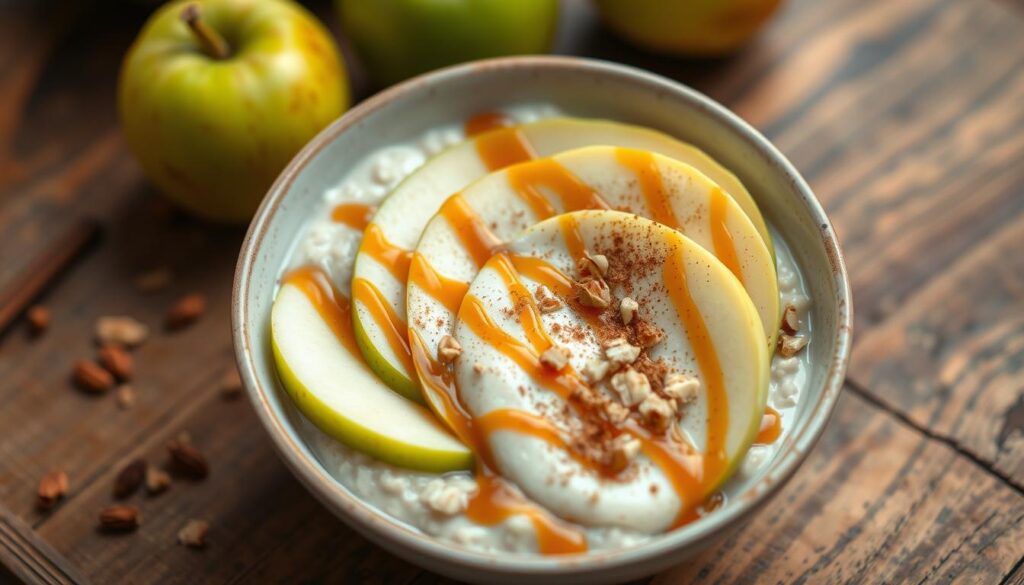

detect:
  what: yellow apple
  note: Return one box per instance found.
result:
[119,0,350,222]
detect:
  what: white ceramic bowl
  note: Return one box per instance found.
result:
[232,56,852,584]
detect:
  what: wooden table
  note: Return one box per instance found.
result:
[2,0,1023,582]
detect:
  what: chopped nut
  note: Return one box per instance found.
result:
[575,278,610,309]
[145,467,171,495]
[610,368,651,406]
[634,320,666,349]
[72,360,113,394]
[609,435,642,473]
[639,394,675,433]
[116,385,136,409]
[582,358,611,383]
[99,505,140,532]
[95,316,149,348]
[134,267,174,293]
[37,470,68,510]
[604,401,630,425]
[539,346,570,371]
[219,368,243,400]
[113,459,146,499]
[781,304,799,335]
[778,334,808,358]
[663,373,700,404]
[177,519,209,548]
[98,344,133,381]
[27,306,50,335]
[168,436,209,479]
[166,293,206,330]
[577,253,609,278]
[437,335,462,363]
[619,297,638,325]
[534,286,563,314]
[604,338,641,366]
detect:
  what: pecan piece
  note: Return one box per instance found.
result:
[113,459,146,499]
[72,360,113,394]
[575,278,610,309]
[37,470,69,510]
[168,436,209,480]
[99,505,140,531]
[437,335,462,363]
[98,344,133,381]
[166,293,206,330]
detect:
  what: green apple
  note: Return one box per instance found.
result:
[452,210,769,528]
[119,0,350,222]
[352,117,773,401]
[338,0,559,87]
[408,146,778,428]
[271,281,472,472]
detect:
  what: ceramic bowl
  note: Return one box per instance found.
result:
[232,56,852,584]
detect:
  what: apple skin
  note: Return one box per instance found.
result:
[339,0,559,87]
[594,0,782,56]
[119,0,350,222]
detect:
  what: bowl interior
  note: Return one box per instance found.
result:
[234,57,850,584]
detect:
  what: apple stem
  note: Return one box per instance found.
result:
[180,4,230,60]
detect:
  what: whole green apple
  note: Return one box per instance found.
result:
[339,0,559,87]
[119,0,350,222]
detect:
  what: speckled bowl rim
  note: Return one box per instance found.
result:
[232,56,852,578]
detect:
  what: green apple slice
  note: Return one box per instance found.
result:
[271,280,472,473]
[451,210,769,531]
[350,116,771,398]
[409,146,778,424]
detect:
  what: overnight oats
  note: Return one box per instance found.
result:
[269,105,813,555]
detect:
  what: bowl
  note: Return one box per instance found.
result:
[232,56,852,584]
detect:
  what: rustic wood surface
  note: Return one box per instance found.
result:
[1,0,1023,583]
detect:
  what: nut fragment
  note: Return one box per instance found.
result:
[539,346,570,371]
[604,401,630,425]
[114,459,147,499]
[134,267,173,293]
[609,435,642,473]
[72,360,113,394]
[116,385,136,409]
[604,338,641,366]
[576,253,609,278]
[145,467,171,495]
[168,436,209,479]
[638,393,675,433]
[619,297,638,325]
[99,505,140,532]
[27,306,50,335]
[778,334,808,358]
[781,304,800,335]
[663,373,700,404]
[533,286,563,314]
[575,278,610,309]
[98,344,133,381]
[582,358,611,384]
[634,320,666,349]
[96,316,149,348]
[219,368,243,400]
[166,293,206,330]
[437,335,462,363]
[610,368,651,406]
[177,519,209,548]
[37,470,69,510]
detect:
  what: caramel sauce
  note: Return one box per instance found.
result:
[709,187,744,285]
[409,330,476,445]
[509,255,575,297]
[407,252,470,315]
[558,214,588,263]
[464,112,516,137]
[663,250,730,496]
[506,158,608,220]
[351,277,415,378]
[360,223,413,282]
[616,148,679,228]
[474,126,535,171]
[438,194,505,268]
[490,254,555,352]
[755,406,782,445]
[330,202,375,231]
[282,266,365,367]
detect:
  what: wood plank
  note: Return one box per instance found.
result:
[0,508,87,585]
[850,212,1024,488]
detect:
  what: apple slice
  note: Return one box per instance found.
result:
[451,210,769,531]
[350,116,771,398]
[271,272,472,473]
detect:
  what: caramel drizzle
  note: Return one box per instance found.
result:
[755,406,782,445]
[361,223,413,282]
[474,126,536,171]
[407,252,469,314]
[330,202,375,231]
[351,277,416,378]
[506,158,609,221]
[438,194,505,268]
[615,148,745,284]
[464,111,516,137]
[663,249,729,492]
[558,214,588,264]
[282,266,366,368]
